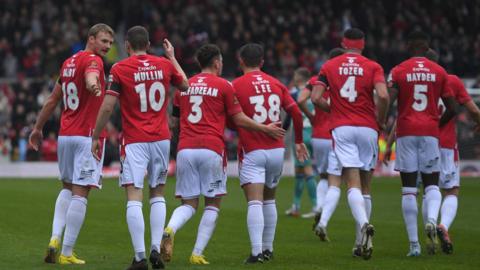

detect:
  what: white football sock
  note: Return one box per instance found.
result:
[402,187,419,243]
[150,197,166,252]
[347,188,368,226]
[316,179,329,212]
[62,195,87,256]
[425,185,442,224]
[354,194,372,245]
[421,194,428,225]
[440,195,458,230]
[262,200,277,252]
[126,201,145,261]
[166,204,196,233]
[247,200,264,255]
[193,206,219,256]
[51,189,72,240]
[319,186,341,227]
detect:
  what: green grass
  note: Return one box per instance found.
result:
[1,177,479,270]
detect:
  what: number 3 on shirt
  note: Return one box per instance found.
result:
[249,94,280,123]
[412,84,427,112]
[340,76,357,102]
[188,96,203,123]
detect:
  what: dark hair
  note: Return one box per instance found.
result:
[239,43,264,67]
[328,47,345,59]
[126,26,149,51]
[343,28,365,40]
[407,30,430,54]
[294,67,311,81]
[195,44,221,69]
[425,48,439,63]
[88,23,114,38]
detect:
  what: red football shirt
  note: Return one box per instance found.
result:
[388,57,453,138]
[439,74,472,149]
[317,53,385,131]
[58,50,106,137]
[106,54,183,145]
[232,70,297,153]
[306,76,331,139]
[173,73,242,155]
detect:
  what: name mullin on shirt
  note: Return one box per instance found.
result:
[181,79,219,97]
[134,65,164,82]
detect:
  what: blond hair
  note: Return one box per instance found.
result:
[87,23,114,38]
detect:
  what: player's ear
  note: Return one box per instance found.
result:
[125,41,130,53]
[146,41,151,52]
[259,59,265,68]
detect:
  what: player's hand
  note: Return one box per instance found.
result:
[383,147,392,166]
[295,143,310,162]
[163,38,175,59]
[28,128,43,151]
[264,122,286,139]
[91,138,101,161]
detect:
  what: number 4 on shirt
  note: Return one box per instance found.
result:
[340,76,357,102]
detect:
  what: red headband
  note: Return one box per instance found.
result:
[341,37,365,50]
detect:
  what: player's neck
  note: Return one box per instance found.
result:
[242,67,261,74]
[131,51,147,56]
[345,49,362,55]
[200,68,218,76]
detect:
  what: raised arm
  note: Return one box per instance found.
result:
[163,39,189,91]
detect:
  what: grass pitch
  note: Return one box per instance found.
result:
[1,177,479,270]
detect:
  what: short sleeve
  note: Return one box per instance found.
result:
[440,70,454,98]
[85,55,103,75]
[224,82,243,116]
[281,83,296,110]
[451,76,472,104]
[372,63,386,84]
[106,65,121,97]
[317,67,329,88]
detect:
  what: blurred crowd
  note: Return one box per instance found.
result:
[1,0,480,163]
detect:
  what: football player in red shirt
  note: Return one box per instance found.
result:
[298,48,345,243]
[387,31,456,256]
[232,43,308,263]
[29,24,114,265]
[311,28,390,259]
[163,44,284,265]
[91,26,188,270]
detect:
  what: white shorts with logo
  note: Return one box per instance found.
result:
[175,149,226,199]
[331,126,378,171]
[57,136,105,188]
[120,140,170,189]
[395,136,440,174]
[439,148,460,189]
[239,148,284,189]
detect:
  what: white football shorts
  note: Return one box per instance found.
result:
[395,136,440,174]
[57,136,105,188]
[175,148,226,199]
[439,148,460,189]
[331,126,378,171]
[120,140,170,188]
[312,138,332,174]
[239,148,284,189]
